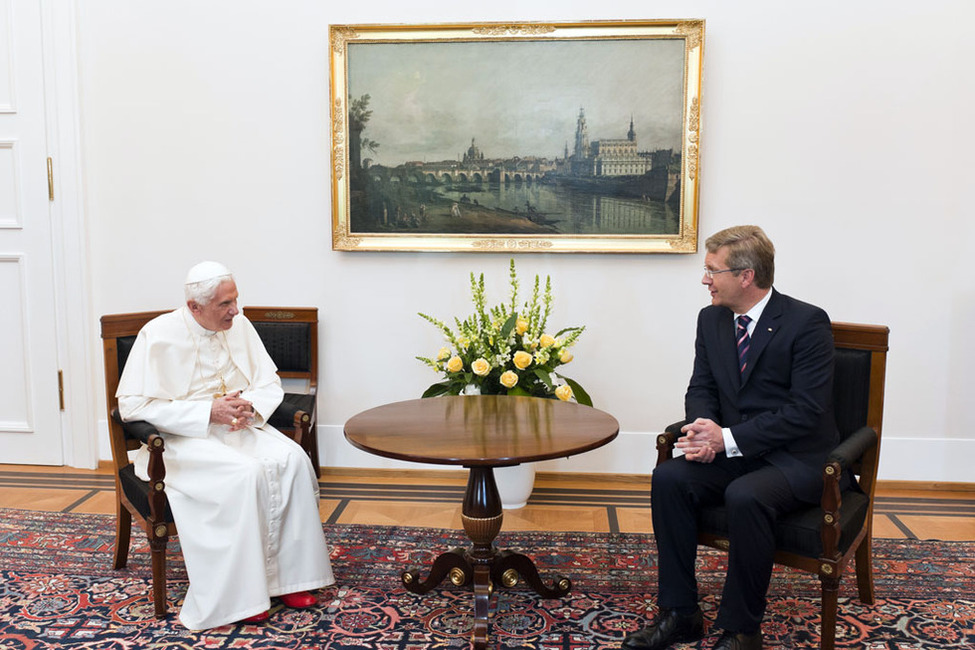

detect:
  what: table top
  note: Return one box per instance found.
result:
[344,395,620,467]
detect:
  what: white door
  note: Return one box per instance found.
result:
[0,0,64,465]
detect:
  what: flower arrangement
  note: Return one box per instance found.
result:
[417,260,591,406]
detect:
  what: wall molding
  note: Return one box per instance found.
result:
[319,425,974,483]
[96,420,973,484]
[879,436,975,484]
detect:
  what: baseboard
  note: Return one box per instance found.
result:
[880,436,975,484]
[321,465,653,487]
[318,466,974,493]
[96,420,975,483]
[85,460,975,491]
[877,480,975,492]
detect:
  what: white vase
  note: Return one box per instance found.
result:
[494,463,536,509]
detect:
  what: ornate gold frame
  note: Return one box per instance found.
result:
[329,19,704,254]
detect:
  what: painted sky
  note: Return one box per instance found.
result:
[347,38,686,166]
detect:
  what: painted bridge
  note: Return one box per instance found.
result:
[374,164,546,185]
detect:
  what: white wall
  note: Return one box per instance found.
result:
[77,1,975,482]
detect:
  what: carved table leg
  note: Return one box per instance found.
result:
[402,547,471,593]
[402,465,571,649]
[463,466,503,650]
[493,549,571,598]
[471,564,492,650]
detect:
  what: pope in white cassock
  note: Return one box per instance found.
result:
[116,261,334,630]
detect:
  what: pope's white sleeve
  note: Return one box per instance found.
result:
[235,321,285,426]
[239,374,284,427]
[118,394,212,438]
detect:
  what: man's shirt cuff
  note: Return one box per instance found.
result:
[723,427,743,457]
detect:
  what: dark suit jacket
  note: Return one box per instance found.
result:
[685,289,838,503]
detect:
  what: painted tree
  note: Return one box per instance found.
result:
[349,94,379,171]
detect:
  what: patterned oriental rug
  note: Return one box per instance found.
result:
[0,508,972,649]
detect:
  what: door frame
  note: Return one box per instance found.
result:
[41,1,96,469]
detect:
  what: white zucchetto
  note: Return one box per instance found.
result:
[185,261,232,285]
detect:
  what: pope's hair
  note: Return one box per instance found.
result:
[184,274,233,306]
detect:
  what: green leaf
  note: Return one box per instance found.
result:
[556,374,593,407]
[506,385,530,397]
[500,312,519,340]
[554,325,584,338]
[533,368,554,390]
[421,383,451,398]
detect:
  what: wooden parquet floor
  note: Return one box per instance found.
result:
[0,464,973,540]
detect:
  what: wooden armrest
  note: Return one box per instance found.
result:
[655,420,687,466]
[269,400,301,427]
[112,408,161,445]
[827,426,877,471]
[819,426,878,559]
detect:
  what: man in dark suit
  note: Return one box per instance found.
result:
[622,225,837,650]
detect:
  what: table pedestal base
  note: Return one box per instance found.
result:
[400,466,571,649]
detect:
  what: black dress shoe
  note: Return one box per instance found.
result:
[621,607,705,650]
[710,629,763,650]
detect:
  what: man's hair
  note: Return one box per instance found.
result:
[705,225,775,289]
[184,274,233,306]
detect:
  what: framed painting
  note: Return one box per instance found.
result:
[329,19,704,254]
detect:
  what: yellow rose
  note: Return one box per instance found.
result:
[513,350,533,369]
[555,384,574,401]
[500,370,519,388]
[516,318,529,335]
[437,347,451,361]
[539,334,556,348]
[471,358,491,376]
[560,350,574,364]
[446,356,464,373]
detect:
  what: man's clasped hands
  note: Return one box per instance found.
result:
[676,417,726,463]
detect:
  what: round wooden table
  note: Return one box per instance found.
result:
[344,395,620,649]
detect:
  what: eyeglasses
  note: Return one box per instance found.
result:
[703,266,745,279]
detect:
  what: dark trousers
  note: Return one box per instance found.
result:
[651,454,807,634]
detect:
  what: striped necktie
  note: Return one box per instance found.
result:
[736,315,752,374]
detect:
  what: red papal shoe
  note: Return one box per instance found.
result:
[279,591,318,609]
[240,610,270,624]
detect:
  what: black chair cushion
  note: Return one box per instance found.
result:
[699,488,870,558]
[268,392,316,429]
[118,464,175,523]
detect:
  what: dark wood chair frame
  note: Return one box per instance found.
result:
[655,322,889,650]
[100,309,313,618]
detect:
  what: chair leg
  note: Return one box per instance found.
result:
[854,536,876,604]
[113,505,132,570]
[308,427,321,478]
[294,415,320,478]
[150,535,169,618]
[820,576,840,650]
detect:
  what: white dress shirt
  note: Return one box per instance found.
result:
[722,289,773,457]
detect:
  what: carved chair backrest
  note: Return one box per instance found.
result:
[242,307,318,389]
[829,322,889,492]
[100,310,170,466]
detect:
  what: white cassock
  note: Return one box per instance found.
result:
[116,306,334,630]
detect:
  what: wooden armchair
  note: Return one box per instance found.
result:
[655,322,889,650]
[243,306,320,477]
[100,309,315,617]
